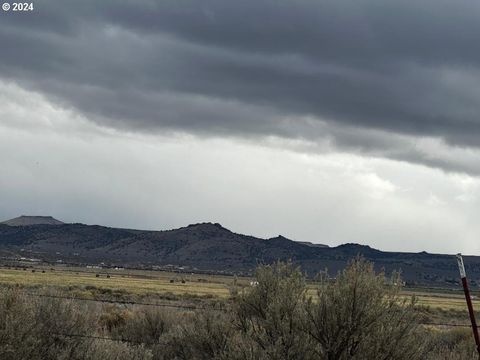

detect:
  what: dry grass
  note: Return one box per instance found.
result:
[0,266,475,313]
[0,267,233,298]
[401,289,479,311]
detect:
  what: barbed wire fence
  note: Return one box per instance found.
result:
[6,290,476,346]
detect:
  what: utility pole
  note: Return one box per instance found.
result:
[456,253,480,357]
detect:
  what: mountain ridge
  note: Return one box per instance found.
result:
[0,216,474,287]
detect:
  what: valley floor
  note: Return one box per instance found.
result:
[0,262,477,322]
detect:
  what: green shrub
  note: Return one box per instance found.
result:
[0,288,94,360]
[231,259,425,360]
[153,311,236,360]
[233,261,313,360]
[304,258,424,359]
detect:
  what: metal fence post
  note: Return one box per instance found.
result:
[456,253,480,357]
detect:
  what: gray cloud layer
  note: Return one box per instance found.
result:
[2,0,480,172]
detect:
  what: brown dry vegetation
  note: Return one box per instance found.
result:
[0,259,477,359]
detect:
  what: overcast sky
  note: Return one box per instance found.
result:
[2,0,480,254]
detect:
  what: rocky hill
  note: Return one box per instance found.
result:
[0,217,475,287]
[1,215,64,226]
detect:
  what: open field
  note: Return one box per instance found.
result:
[0,265,237,299]
[0,264,477,314]
[402,289,478,311]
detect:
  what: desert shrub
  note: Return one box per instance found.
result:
[110,307,173,345]
[425,327,471,350]
[157,291,180,301]
[98,304,131,332]
[231,259,425,360]
[154,311,237,360]
[0,288,95,360]
[424,328,478,359]
[304,258,424,360]
[233,261,314,360]
[83,340,152,360]
[0,289,155,359]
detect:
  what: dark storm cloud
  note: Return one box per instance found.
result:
[2,0,480,171]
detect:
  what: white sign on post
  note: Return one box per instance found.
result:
[457,253,466,279]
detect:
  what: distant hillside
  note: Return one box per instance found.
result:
[1,215,64,226]
[0,218,474,287]
[298,241,329,248]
